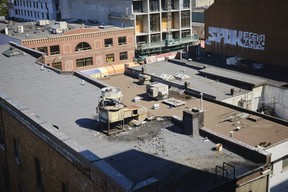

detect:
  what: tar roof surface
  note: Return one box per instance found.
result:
[0,21,125,40]
[130,60,267,100]
[0,44,284,191]
[102,73,288,147]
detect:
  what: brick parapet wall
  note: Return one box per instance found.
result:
[21,28,135,46]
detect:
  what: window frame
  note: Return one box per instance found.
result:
[13,137,21,165]
[35,157,42,187]
[118,37,127,45]
[106,54,115,63]
[37,46,48,54]
[52,62,62,70]
[0,109,4,147]
[104,38,113,47]
[76,57,93,68]
[119,52,128,61]
[50,45,60,55]
[75,42,92,51]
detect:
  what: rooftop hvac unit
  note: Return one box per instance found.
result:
[146,82,169,100]
[37,20,50,26]
[17,26,24,33]
[101,87,122,102]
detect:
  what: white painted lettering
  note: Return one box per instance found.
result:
[207,27,265,51]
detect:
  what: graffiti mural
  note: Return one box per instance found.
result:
[206,27,265,51]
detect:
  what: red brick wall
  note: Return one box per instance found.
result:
[1,109,106,192]
[22,28,135,71]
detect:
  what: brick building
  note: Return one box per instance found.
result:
[205,0,288,69]
[23,26,136,73]
[59,0,198,56]
[0,21,136,74]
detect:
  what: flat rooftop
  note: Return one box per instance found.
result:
[129,60,268,100]
[102,73,288,147]
[0,44,286,191]
[0,20,129,40]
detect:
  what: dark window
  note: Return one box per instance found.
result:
[76,57,93,68]
[106,54,115,63]
[2,166,9,188]
[52,62,62,70]
[104,38,113,47]
[62,182,69,192]
[19,184,23,192]
[75,42,92,51]
[183,0,190,9]
[118,37,126,45]
[150,0,159,12]
[133,1,143,13]
[151,34,160,42]
[181,11,190,28]
[0,109,4,145]
[120,52,128,60]
[13,138,21,165]
[150,14,160,32]
[37,47,47,54]
[35,157,42,186]
[50,45,60,55]
[181,30,190,38]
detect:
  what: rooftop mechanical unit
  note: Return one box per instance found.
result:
[97,87,148,135]
[146,82,169,100]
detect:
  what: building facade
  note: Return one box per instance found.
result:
[192,0,214,9]
[60,0,197,53]
[205,0,288,69]
[21,27,135,72]
[7,0,60,21]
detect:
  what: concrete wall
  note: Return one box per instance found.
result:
[8,0,57,21]
[0,33,21,45]
[222,86,263,111]
[60,0,132,26]
[266,140,288,192]
[205,0,288,69]
[222,84,288,121]
[236,175,268,192]
[261,85,288,121]
[193,0,214,8]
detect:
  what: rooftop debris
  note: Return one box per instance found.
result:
[219,112,250,123]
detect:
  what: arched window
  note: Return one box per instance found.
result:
[75,42,92,51]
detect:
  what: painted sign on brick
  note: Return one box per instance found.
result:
[206,27,265,51]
